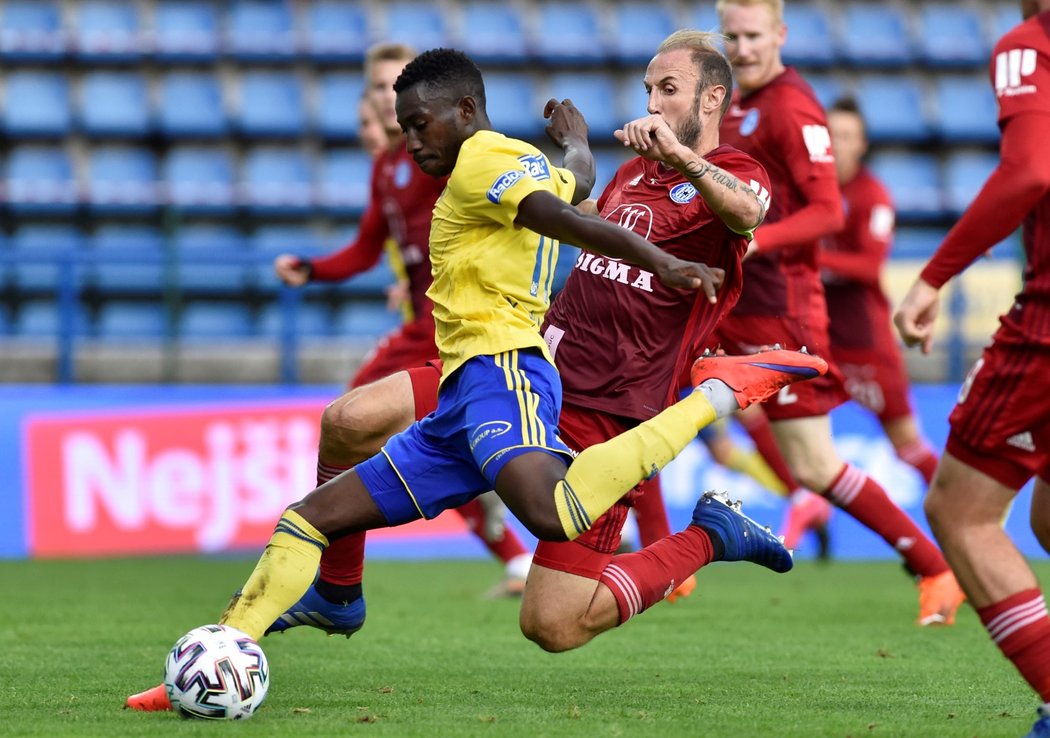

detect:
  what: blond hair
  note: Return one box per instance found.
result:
[715,0,784,25]
[656,29,735,118]
[364,42,416,78]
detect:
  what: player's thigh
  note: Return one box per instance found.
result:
[881,414,923,450]
[519,564,601,634]
[768,414,843,489]
[926,452,1017,532]
[319,370,421,463]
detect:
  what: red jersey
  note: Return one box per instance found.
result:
[542,146,770,421]
[821,167,896,350]
[719,68,843,317]
[310,142,447,328]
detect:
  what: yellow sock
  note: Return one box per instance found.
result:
[555,390,717,539]
[219,509,328,640]
[724,447,789,496]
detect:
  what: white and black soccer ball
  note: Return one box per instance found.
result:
[163,624,269,720]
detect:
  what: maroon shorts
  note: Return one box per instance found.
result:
[945,329,1050,490]
[832,343,914,423]
[350,320,438,390]
[710,312,849,421]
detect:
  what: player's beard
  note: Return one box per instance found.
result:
[674,93,704,150]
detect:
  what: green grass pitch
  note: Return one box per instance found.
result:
[0,556,1046,737]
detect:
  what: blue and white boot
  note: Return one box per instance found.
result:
[691,491,794,573]
[265,583,366,638]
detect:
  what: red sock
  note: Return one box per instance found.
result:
[599,526,714,624]
[979,589,1050,701]
[738,411,799,491]
[896,438,939,486]
[316,460,365,586]
[632,477,672,547]
[824,464,947,577]
[454,499,529,563]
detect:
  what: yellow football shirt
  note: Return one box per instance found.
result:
[427,130,576,380]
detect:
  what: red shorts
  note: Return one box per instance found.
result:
[350,320,438,390]
[832,344,914,423]
[710,312,849,421]
[945,328,1050,490]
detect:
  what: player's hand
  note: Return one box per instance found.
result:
[655,257,724,302]
[544,98,589,150]
[575,198,599,216]
[614,114,688,165]
[273,254,310,287]
[893,278,940,355]
[385,278,410,312]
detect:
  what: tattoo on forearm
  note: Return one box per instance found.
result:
[685,161,740,192]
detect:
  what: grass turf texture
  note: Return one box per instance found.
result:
[0,557,1045,738]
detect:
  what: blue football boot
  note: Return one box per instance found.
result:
[1024,707,1050,738]
[691,491,794,573]
[265,583,366,638]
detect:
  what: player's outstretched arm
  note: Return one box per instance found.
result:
[515,190,724,301]
[543,98,595,205]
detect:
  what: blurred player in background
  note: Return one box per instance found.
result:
[894,2,1050,734]
[715,0,965,624]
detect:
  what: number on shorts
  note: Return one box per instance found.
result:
[957,357,985,405]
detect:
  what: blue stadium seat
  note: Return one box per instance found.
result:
[327,237,398,298]
[782,3,836,67]
[163,146,237,214]
[608,3,676,66]
[88,225,165,293]
[158,73,228,138]
[917,5,989,67]
[318,150,372,216]
[868,152,943,221]
[0,1,66,62]
[0,301,11,336]
[547,73,620,141]
[174,225,252,293]
[74,1,142,63]
[944,151,999,216]
[4,146,78,215]
[683,6,721,34]
[249,225,324,291]
[989,3,1022,44]
[258,301,332,338]
[592,150,631,198]
[237,72,305,138]
[618,75,651,124]
[805,75,844,110]
[153,1,220,62]
[3,71,71,137]
[86,146,159,214]
[304,1,369,63]
[840,4,914,66]
[333,302,402,338]
[79,72,151,138]
[240,147,314,215]
[531,2,605,66]
[483,73,543,139]
[380,2,450,52]
[179,301,255,339]
[892,227,947,260]
[95,301,168,340]
[13,300,90,338]
[935,77,1000,144]
[315,73,365,140]
[854,76,931,143]
[459,2,528,64]
[10,225,86,292]
[225,0,296,61]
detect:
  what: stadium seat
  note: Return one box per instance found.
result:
[547,73,620,141]
[917,4,989,67]
[683,6,721,34]
[13,300,90,338]
[163,146,237,214]
[892,227,947,260]
[805,75,844,110]
[868,152,943,221]
[327,238,398,298]
[530,2,605,66]
[179,301,256,339]
[944,151,999,216]
[3,71,71,137]
[989,3,1022,44]
[317,149,372,216]
[249,225,325,291]
[934,77,1000,144]
[0,0,66,62]
[258,301,332,338]
[592,149,631,198]
[78,72,151,138]
[236,72,306,138]
[153,1,220,62]
[839,4,914,66]
[74,1,142,63]
[854,76,931,143]
[379,2,451,52]
[333,301,402,338]
[483,73,543,139]
[315,73,366,140]
[9,225,86,292]
[95,300,168,340]
[4,146,78,215]
[157,73,228,138]
[240,147,314,215]
[459,2,528,64]
[87,225,166,294]
[225,0,296,61]
[304,1,369,63]
[0,301,10,336]
[608,3,676,66]
[782,3,836,67]
[85,146,159,214]
[174,225,252,294]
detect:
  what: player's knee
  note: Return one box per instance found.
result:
[319,393,377,464]
[519,614,580,653]
[516,510,569,543]
[923,487,950,539]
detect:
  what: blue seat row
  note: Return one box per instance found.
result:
[868,149,1000,221]
[0,1,1019,68]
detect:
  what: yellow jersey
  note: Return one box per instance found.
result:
[427,130,577,380]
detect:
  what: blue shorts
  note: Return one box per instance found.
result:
[356,349,575,525]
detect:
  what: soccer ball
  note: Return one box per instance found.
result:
[163,624,269,720]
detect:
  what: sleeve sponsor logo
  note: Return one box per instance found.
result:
[486,169,526,203]
[870,203,895,240]
[518,153,551,181]
[802,124,834,164]
[748,179,772,213]
[995,48,1038,98]
[669,182,698,203]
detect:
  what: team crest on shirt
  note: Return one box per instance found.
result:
[518,154,551,180]
[394,160,413,188]
[739,108,760,136]
[487,170,525,203]
[669,182,697,203]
